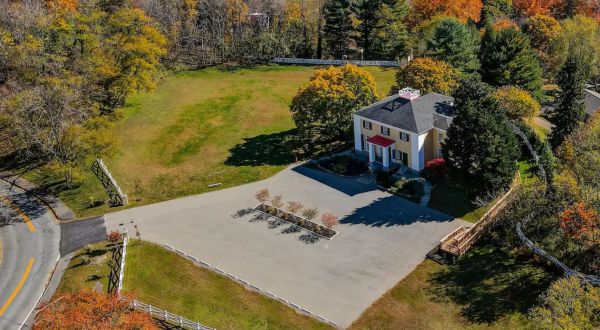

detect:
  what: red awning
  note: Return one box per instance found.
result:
[366,135,395,147]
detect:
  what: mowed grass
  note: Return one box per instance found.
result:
[36,64,396,218]
[55,241,115,295]
[122,241,332,330]
[427,178,495,223]
[347,236,553,330]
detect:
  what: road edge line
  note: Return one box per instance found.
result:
[18,253,61,330]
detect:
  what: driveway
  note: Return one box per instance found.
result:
[104,165,469,328]
[0,181,61,330]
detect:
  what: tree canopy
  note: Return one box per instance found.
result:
[412,0,484,23]
[442,78,520,196]
[479,25,545,101]
[427,16,480,72]
[33,290,157,330]
[493,86,540,120]
[290,64,379,141]
[391,57,459,95]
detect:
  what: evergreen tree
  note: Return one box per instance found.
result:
[351,0,408,59]
[427,17,480,72]
[479,25,544,101]
[323,0,354,58]
[480,0,514,25]
[442,78,520,196]
[550,55,592,148]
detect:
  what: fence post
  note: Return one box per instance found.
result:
[133,300,137,309]
[179,316,183,326]
[149,305,152,315]
[164,310,167,320]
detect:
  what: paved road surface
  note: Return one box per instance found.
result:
[0,181,61,330]
[105,165,468,327]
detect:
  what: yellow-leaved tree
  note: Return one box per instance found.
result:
[493,86,540,120]
[290,64,379,143]
[391,57,458,95]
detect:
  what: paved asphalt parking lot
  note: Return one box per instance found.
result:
[105,165,469,328]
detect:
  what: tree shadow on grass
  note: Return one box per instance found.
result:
[225,129,297,167]
[428,235,555,324]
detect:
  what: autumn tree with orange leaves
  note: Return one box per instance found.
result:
[33,290,157,330]
[412,0,484,23]
[560,202,600,249]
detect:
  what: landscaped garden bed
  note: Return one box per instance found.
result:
[314,155,369,177]
[254,202,338,239]
[376,173,425,204]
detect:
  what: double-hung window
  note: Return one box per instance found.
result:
[363,120,372,130]
[381,126,390,136]
[438,133,444,143]
[400,132,410,142]
[438,148,443,158]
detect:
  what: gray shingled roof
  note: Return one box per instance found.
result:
[354,92,455,134]
[585,89,600,117]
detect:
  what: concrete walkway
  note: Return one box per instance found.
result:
[104,165,468,328]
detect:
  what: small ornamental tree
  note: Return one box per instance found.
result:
[107,231,121,243]
[254,189,270,203]
[286,201,304,214]
[321,213,339,228]
[424,158,447,178]
[493,86,540,120]
[391,57,459,96]
[302,207,319,221]
[32,290,158,330]
[271,195,284,208]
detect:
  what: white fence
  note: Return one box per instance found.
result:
[272,58,403,67]
[117,231,128,294]
[121,296,216,330]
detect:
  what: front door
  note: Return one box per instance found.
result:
[375,146,383,163]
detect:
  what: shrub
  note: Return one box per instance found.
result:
[254,189,270,203]
[333,163,346,173]
[376,171,391,185]
[321,213,339,228]
[84,244,93,255]
[286,201,304,214]
[107,231,121,243]
[302,207,319,221]
[271,195,284,208]
[425,158,447,178]
[389,177,409,194]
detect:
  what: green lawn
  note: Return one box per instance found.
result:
[123,241,332,330]
[23,64,396,218]
[426,178,495,223]
[347,235,554,330]
[55,241,115,296]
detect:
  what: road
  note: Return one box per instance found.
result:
[0,181,61,330]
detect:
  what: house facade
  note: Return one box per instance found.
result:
[353,88,455,172]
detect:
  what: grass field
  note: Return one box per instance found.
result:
[426,178,495,223]
[347,235,554,330]
[123,241,332,330]
[26,64,396,218]
[55,241,115,295]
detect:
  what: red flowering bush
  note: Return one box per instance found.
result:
[425,158,447,178]
[107,230,121,243]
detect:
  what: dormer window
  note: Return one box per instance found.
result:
[381,126,390,136]
[363,120,372,130]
